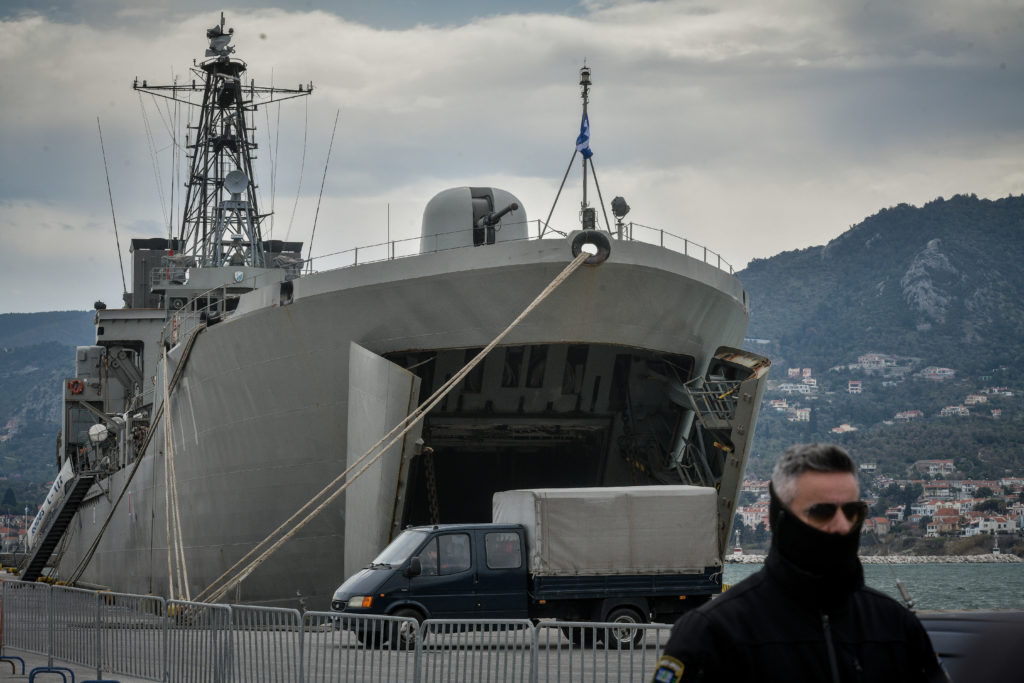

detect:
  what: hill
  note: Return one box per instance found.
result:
[0,311,94,349]
[739,194,1024,375]
[738,194,1024,478]
[0,312,93,513]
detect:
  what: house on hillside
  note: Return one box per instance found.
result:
[921,367,955,380]
[857,353,897,371]
[939,405,970,417]
[739,502,770,529]
[863,517,891,536]
[925,513,962,537]
[914,459,955,477]
[848,380,862,394]
[790,407,811,422]
[964,394,988,405]
[830,423,857,434]
[885,506,905,522]
[924,482,952,499]
[962,517,1018,536]
[895,409,923,422]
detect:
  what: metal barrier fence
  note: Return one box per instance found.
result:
[166,600,231,683]
[1,580,673,682]
[417,619,535,683]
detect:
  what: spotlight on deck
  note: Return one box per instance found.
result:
[611,196,630,219]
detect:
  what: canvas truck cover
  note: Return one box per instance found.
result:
[492,486,719,576]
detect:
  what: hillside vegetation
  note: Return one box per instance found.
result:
[738,194,1024,477]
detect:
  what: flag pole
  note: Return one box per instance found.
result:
[579,65,591,212]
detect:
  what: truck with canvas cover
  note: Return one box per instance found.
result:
[330,485,721,647]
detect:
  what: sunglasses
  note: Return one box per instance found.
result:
[804,501,868,524]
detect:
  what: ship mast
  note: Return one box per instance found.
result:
[133,13,312,268]
[579,65,594,230]
[540,64,616,238]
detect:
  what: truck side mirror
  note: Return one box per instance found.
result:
[405,556,422,578]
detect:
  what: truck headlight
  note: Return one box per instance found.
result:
[347,595,373,608]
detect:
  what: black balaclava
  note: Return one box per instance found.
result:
[767,481,864,607]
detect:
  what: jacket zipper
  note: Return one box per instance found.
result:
[821,612,841,683]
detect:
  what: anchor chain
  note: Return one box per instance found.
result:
[424,447,440,525]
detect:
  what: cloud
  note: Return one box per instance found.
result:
[1,1,1022,312]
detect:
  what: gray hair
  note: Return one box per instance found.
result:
[771,443,857,504]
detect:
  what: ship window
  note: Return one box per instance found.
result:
[502,346,524,388]
[462,348,484,393]
[526,346,547,388]
[485,532,522,570]
[439,533,472,575]
[562,345,589,395]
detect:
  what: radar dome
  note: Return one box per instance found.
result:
[420,187,527,254]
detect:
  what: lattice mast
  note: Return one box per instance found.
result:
[133,13,312,267]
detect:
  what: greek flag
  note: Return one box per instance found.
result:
[576,113,593,159]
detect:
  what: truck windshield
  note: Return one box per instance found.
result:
[371,529,428,567]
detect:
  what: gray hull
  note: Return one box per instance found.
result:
[58,236,758,610]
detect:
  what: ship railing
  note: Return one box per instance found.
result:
[151,219,733,343]
[1,579,674,682]
[304,218,735,276]
[678,376,745,421]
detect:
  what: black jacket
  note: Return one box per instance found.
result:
[651,549,944,683]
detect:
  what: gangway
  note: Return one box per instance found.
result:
[19,473,97,582]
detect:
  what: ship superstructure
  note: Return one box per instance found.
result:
[25,16,770,609]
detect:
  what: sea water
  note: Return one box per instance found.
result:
[723,562,1024,610]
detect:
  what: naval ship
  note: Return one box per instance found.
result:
[23,16,770,610]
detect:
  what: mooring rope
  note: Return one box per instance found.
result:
[67,322,206,585]
[162,349,191,600]
[196,250,593,603]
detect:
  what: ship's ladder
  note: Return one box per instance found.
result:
[20,473,98,583]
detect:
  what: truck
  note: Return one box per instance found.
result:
[329,485,722,647]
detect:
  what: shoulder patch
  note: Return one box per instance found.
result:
[652,654,684,682]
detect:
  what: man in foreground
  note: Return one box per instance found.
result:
[651,443,946,682]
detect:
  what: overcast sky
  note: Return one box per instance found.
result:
[2,0,1022,313]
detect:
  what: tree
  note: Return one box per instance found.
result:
[976,486,994,498]
[973,499,1006,514]
[1,487,15,513]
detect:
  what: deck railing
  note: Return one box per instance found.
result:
[302,219,735,275]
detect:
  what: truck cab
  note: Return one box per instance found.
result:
[331,523,529,624]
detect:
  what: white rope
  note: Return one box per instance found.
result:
[162,351,175,599]
[162,349,191,601]
[197,251,591,603]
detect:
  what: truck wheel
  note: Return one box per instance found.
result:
[392,607,424,650]
[604,607,647,648]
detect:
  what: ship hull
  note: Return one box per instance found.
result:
[58,237,756,609]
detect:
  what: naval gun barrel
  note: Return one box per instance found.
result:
[482,202,519,227]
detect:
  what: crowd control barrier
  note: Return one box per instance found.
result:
[0,579,673,682]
